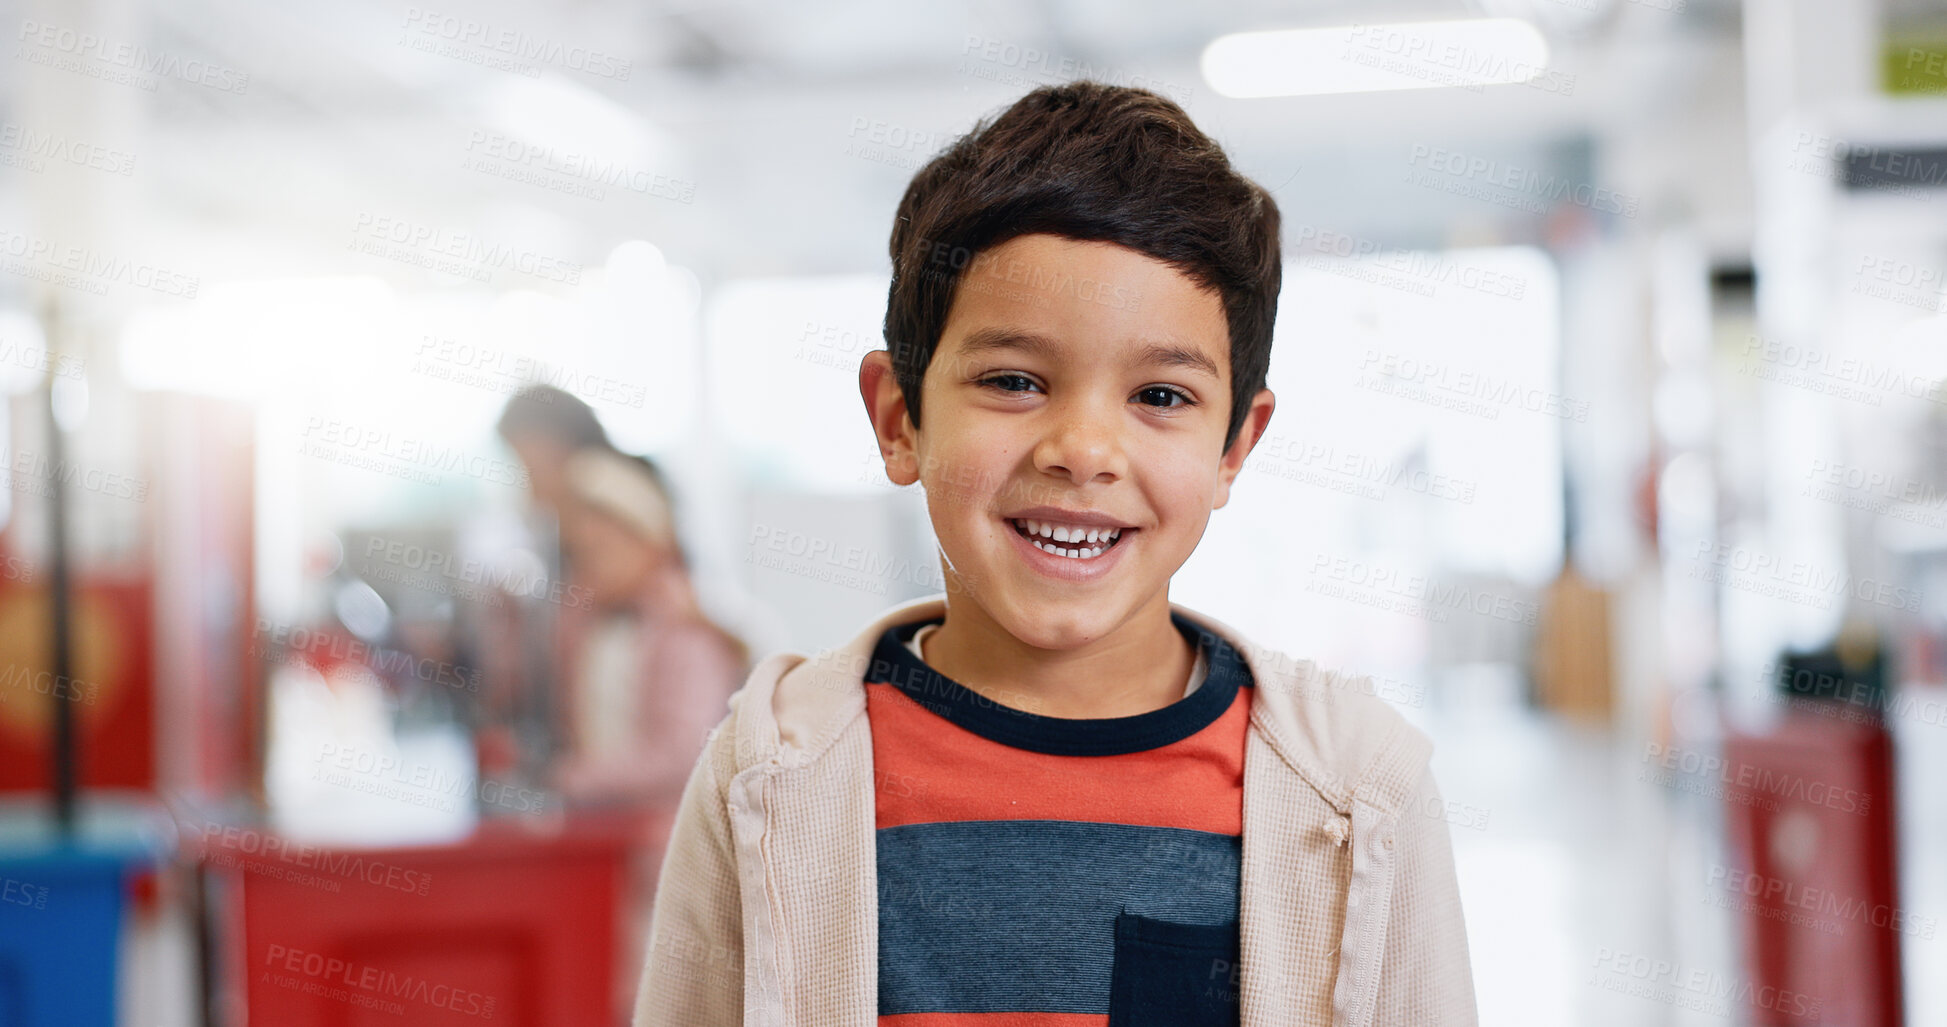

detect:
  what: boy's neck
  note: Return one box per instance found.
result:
[918,596,1196,719]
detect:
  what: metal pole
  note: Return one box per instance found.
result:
[42,294,77,837]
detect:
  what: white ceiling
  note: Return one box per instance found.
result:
[7,0,1750,305]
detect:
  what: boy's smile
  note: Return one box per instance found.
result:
[862,232,1275,717]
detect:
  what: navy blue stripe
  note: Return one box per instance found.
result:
[866,610,1252,756]
[876,819,1241,1015]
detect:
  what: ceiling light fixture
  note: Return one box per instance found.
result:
[1202,18,1551,98]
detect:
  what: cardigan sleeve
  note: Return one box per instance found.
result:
[1371,764,1478,1026]
[632,708,746,1027]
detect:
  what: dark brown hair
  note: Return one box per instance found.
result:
[495,384,612,452]
[883,80,1282,453]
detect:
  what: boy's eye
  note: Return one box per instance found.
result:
[979,373,1038,394]
[1136,385,1195,409]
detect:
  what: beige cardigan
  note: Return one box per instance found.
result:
[632,592,1477,1026]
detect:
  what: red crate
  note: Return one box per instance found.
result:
[210,814,642,1027]
[1723,712,1904,1027]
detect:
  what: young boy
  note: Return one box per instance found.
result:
[635,81,1476,1026]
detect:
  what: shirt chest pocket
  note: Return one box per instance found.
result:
[1107,911,1242,1026]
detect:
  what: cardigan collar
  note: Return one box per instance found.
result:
[740,591,1431,819]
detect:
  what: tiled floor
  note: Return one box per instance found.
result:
[1432,701,1730,1026]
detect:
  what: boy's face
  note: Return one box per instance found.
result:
[861,232,1275,649]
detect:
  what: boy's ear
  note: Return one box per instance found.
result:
[860,349,921,486]
[1211,387,1276,511]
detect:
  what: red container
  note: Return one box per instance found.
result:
[1722,711,1904,1026]
[208,814,642,1027]
[0,575,155,792]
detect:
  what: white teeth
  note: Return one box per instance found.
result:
[1012,518,1121,543]
[1010,518,1126,560]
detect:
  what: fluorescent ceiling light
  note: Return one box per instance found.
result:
[1203,18,1550,98]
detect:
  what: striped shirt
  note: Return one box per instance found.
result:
[863,611,1254,1025]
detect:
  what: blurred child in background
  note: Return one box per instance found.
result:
[551,445,749,806]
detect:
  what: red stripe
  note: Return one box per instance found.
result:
[866,682,1249,833]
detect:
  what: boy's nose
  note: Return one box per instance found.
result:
[1033,413,1127,484]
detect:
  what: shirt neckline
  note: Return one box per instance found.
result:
[866,610,1251,757]
[906,622,1209,699]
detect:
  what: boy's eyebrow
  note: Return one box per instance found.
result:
[955,326,1222,381]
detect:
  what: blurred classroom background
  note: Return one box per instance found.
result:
[1,0,1944,1023]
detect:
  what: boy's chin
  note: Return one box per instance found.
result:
[963,578,1165,646]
